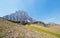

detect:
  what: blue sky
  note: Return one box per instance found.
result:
[0,0,60,24]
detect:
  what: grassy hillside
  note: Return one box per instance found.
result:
[46,24,60,34]
[25,25,60,38]
[0,18,60,38]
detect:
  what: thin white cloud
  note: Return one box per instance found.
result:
[45,17,56,23]
[47,18,56,21]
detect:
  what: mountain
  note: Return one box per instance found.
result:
[3,10,34,24]
[3,10,46,25]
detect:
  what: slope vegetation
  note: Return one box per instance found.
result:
[25,24,60,38]
[0,18,60,38]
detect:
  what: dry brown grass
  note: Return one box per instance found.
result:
[0,19,59,38]
[47,25,60,34]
